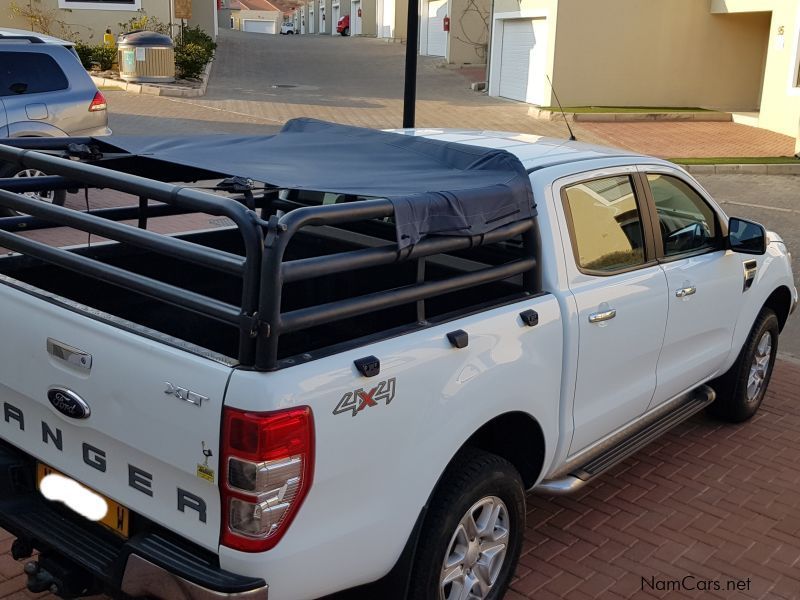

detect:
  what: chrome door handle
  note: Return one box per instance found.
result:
[675,286,697,298]
[588,309,616,323]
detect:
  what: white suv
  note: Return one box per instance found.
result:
[280,22,296,34]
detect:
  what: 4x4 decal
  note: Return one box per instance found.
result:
[333,378,396,417]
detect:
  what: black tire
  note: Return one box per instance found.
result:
[708,308,779,423]
[409,448,525,600]
[288,30,294,34]
[0,161,67,217]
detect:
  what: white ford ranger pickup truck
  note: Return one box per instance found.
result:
[0,120,795,600]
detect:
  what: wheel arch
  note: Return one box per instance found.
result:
[763,285,792,331]
[462,411,546,490]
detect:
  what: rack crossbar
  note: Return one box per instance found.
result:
[0,231,241,325]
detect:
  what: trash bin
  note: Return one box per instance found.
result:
[117,30,175,83]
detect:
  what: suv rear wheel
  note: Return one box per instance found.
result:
[409,448,525,600]
[0,163,66,216]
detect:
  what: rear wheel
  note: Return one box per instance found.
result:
[708,308,779,422]
[409,449,525,600]
[341,27,349,36]
[0,163,67,217]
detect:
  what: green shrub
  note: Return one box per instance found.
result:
[92,45,117,71]
[73,43,116,71]
[179,25,216,55]
[74,42,95,69]
[174,42,212,79]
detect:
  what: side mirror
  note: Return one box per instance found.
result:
[728,217,767,255]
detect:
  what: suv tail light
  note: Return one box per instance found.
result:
[88,91,107,112]
[221,406,314,552]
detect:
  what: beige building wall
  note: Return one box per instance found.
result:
[713,0,800,149]
[359,0,376,36]
[0,0,171,42]
[448,0,490,65]
[394,0,406,40]
[188,0,218,37]
[0,0,217,41]
[550,0,770,110]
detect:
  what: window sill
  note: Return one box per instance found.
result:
[58,0,141,10]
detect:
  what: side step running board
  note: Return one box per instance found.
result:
[535,385,715,495]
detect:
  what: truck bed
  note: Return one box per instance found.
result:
[0,225,525,363]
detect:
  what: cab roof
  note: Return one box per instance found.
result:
[391,128,649,171]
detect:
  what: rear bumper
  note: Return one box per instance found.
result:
[70,125,112,137]
[0,441,267,599]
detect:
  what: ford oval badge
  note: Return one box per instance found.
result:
[47,388,91,420]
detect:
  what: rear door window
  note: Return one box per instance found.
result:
[563,175,647,274]
[0,52,69,97]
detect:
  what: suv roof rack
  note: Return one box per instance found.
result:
[0,33,44,43]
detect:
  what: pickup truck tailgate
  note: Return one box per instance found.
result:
[0,281,231,551]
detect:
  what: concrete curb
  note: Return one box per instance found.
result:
[681,163,800,175]
[91,58,214,98]
[528,107,731,123]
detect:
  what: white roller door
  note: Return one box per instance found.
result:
[423,0,447,57]
[498,19,546,104]
[351,0,362,34]
[379,0,394,37]
[243,19,276,34]
[332,3,340,35]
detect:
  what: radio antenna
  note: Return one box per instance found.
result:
[546,74,576,141]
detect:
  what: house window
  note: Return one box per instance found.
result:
[58,0,141,10]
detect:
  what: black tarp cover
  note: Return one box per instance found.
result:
[100,118,536,248]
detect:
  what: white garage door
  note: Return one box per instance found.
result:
[498,19,546,104]
[351,0,362,35]
[243,19,276,34]
[332,3,340,35]
[379,0,394,37]
[425,0,447,57]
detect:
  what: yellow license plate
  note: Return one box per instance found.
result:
[37,463,130,539]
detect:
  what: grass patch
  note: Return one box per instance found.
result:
[539,106,711,114]
[671,157,799,165]
[98,85,121,91]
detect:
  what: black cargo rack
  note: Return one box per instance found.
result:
[0,137,540,371]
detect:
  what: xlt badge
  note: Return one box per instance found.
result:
[164,382,208,407]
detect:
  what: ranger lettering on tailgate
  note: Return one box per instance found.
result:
[1,400,208,523]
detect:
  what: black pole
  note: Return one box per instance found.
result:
[402,0,420,127]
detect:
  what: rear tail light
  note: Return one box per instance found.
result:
[88,91,107,112]
[221,406,314,552]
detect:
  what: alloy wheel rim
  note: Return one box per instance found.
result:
[746,331,772,403]
[440,496,509,600]
[13,169,56,204]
